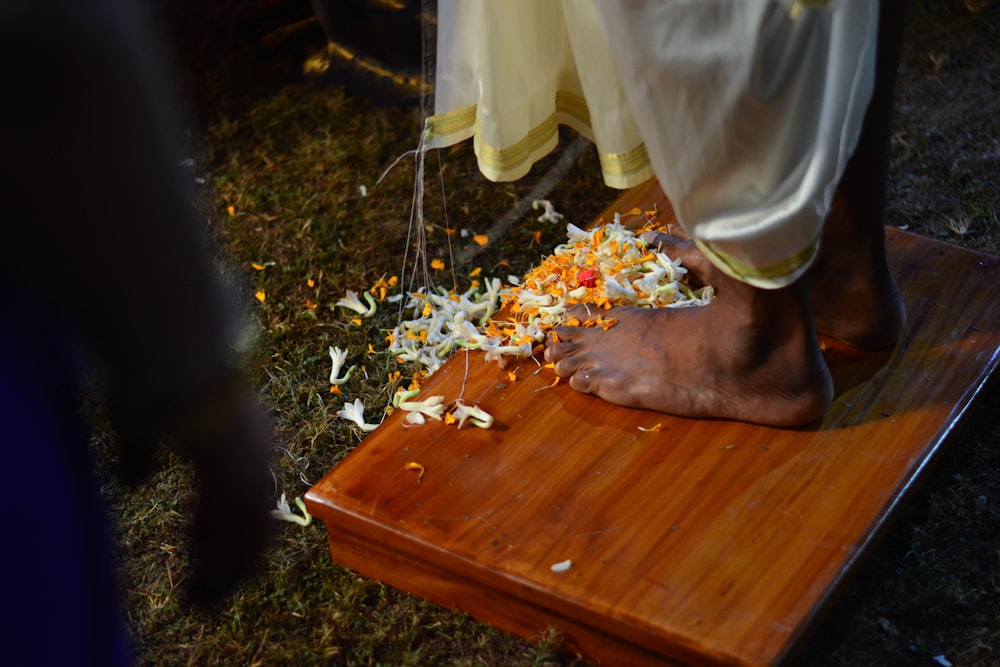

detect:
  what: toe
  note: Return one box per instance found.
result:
[543,341,574,364]
[567,367,597,393]
[551,348,589,378]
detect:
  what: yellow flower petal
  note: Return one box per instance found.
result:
[469,267,482,278]
[251,262,266,271]
[227,205,236,217]
[431,258,446,271]
[404,461,425,482]
[638,422,665,432]
[473,234,489,246]
[254,290,266,303]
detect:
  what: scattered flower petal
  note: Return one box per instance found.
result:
[337,289,378,317]
[533,199,565,224]
[638,422,665,432]
[271,492,313,527]
[404,461,425,482]
[328,346,356,385]
[450,399,494,429]
[550,559,573,573]
[338,398,380,432]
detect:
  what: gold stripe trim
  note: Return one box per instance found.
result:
[696,235,821,283]
[425,104,478,139]
[425,92,653,185]
[474,113,559,174]
[555,90,591,127]
[598,143,651,179]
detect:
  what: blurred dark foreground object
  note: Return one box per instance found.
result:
[0,1,274,663]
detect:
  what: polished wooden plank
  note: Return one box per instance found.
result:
[306,180,1000,666]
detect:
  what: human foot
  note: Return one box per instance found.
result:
[543,257,834,427]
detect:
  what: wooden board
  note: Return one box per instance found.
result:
[306,180,1000,666]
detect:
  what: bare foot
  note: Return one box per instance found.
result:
[543,248,833,427]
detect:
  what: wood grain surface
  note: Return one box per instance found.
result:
[306,180,1000,666]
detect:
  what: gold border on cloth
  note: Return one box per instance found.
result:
[425,92,653,189]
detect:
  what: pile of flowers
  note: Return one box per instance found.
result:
[387,214,713,372]
[328,212,713,435]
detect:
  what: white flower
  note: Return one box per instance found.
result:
[271,492,313,527]
[450,399,494,429]
[338,398,380,432]
[532,199,564,224]
[328,346,355,385]
[336,289,377,317]
[393,388,447,421]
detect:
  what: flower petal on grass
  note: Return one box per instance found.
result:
[338,398,380,432]
[271,492,313,527]
[337,290,377,317]
[328,346,356,385]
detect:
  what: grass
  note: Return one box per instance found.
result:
[89,1,1000,665]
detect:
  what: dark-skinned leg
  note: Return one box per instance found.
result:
[808,0,910,350]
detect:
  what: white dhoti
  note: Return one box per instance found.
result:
[426,0,878,288]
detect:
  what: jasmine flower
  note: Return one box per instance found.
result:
[336,289,378,317]
[328,345,356,385]
[271,492,313,527]
[338,398,380,432]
